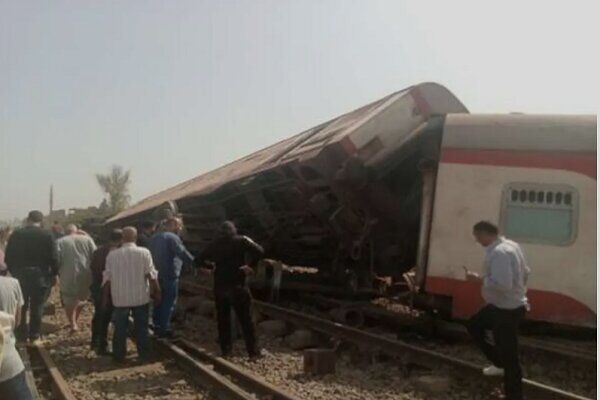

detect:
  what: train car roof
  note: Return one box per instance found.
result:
[107,82,466,224]
[443,114,597,152]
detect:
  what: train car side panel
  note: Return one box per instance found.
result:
[424,114,596,327]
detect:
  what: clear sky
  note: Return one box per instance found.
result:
[1,1,598,220]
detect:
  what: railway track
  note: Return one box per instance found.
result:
[28,342,77,400]
[27,321,297,400]
[152,336,301,400]
[299,293,597,366]
[126,313,301,400]
[180,279,593,400]
[519,336,596,363]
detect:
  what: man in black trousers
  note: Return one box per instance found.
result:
[465,221,530,400]
[89,228,123,354]
[5,210,58,343]
[196,221,263,358]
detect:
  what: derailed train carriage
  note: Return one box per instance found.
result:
[107,82,597,328]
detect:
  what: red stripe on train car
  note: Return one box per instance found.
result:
[441,148,596,179]
[425,276,596,326]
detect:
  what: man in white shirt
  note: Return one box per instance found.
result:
[0,311,33,399]
[0,263,24,326]
[103,227,161,363]
[465,221,530,400]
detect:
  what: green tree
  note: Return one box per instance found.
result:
[95,165,131,213]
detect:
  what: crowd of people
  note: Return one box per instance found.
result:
[0,210,529,400]
[0,209,266,399]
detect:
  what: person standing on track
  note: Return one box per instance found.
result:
[465,221,530,400]
[89,229,123,355]
[195,221,263,359]
[4,210,58,343]
[103,227,161,363]
[0,311,33,400]
[0,262,24,329]
[56,224,97,332]
[148,217,193,338]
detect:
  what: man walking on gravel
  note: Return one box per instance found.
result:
[57,224,97,332]
[89,229,122,355]
[196,221,263,358]
[4,210,58,343]
[104,227,161,363]
[465,221,530,400]
[148,217,194,338]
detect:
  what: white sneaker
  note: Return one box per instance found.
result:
[482,365,504,376]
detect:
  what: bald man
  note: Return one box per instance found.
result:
[104,227,160,363]
[57,224,97,331]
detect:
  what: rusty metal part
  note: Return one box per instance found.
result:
[175,339,302,400]
[180,281,591,400]
[30,343,77,400]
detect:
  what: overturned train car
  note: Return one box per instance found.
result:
[107,82,597,328]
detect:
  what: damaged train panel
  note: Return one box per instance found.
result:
[108,82,468,290]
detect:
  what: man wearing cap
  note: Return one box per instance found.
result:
[196,221,264,358]
[4,211,58,343]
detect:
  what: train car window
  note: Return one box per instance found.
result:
[537,191,544,203]
[511,190,518,202]
[564,193,572,205]
[501,184,578,246]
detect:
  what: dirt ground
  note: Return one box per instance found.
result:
[35,287,211,400]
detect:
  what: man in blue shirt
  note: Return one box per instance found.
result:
[148,217,194,338]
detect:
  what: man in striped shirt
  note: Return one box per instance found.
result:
[103,227,161,363]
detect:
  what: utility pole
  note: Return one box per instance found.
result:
[49,185,54,216]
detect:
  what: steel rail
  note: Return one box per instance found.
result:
[153,338,257,400]
[180,280,592,400]
[254,301,594,400]
[300,293,597,365]
[30,342,77,400]
[175,338,302,400]
[133,316,296,400]
[519,337,596,363]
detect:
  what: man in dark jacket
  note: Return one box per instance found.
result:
[196,221,263,358]
[89,229,122,354]
[4,210,58,342]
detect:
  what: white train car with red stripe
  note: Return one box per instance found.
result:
[107,82,596,328]
[424,114,596,327]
